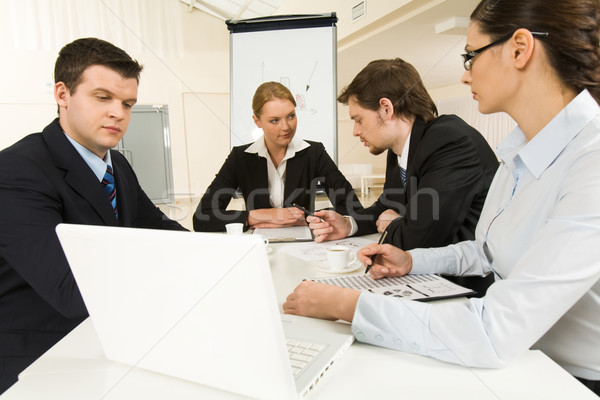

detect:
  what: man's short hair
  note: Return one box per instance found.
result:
[54,37,143,94]
[338,58,437,123]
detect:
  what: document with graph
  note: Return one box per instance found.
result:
[312,274,476,301]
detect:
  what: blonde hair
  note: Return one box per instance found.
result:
[252,81,296,118]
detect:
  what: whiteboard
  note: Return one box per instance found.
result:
[227,14,338,162]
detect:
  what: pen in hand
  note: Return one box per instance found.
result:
[365,230,388,274]
[292,203,325,222]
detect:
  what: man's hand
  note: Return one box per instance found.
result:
[306,210,352,243]
[357,243,412,279]
[283,281,360,322]
[247,207,305,228]
[376,209,401,233]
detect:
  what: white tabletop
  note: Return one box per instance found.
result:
[1,237,596,399]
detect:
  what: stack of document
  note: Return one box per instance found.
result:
[312,273,475,301]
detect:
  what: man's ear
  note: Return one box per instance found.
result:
[511,28,535,69]
[378,98,394,121]
[54,82,69,108]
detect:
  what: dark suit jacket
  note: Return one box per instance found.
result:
[0,119,186,392]
[355,115,499,247]
[352,115,499,294]
[193,140,363,232]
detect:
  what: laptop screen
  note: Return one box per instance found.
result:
[56,224,297,399]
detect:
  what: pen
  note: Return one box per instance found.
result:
[365,230,388,274]
[292,203,325,222]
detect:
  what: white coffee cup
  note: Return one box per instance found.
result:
[225,223,243,235]
[326,245,357,271]
[253,234,270,248]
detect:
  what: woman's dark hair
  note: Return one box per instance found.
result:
[337,58,438,123]
[471,0,600,104]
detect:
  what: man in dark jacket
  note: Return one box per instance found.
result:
[0,37,187,393]
[308,58,499,294]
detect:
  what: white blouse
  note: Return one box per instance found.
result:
[352,90,600,379]
[245,135,309,208]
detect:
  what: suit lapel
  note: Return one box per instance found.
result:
[247,152,269,191]
[43,119,119,225]
[110,151,133,226]
[283,148,307,202]
[405,118,427,197]
[384,149,406,206]
[240,152,271,209]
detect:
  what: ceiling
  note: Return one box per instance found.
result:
[182,0,479,90]
[180,0,285,20]
[337,0,480,90]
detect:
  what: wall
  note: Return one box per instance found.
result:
[154,5,230,199]
[275,0,414,43]
[429,83,471,101]
[0,0,478,206]
[0,0,230,201]
[274,0,422,177]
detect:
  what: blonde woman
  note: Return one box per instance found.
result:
[194,81,361,232]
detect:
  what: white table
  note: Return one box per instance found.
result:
[1,238,596,399]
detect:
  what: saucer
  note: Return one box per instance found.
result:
[314,260,362,274]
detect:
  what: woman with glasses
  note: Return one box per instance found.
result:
[193,81,361,232]
[283,0,600,392]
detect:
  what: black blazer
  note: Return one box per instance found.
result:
[0,119,186,391]
[354,115,499,249]
[193,140,363,232]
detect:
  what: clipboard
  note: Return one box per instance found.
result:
[253,226,314,243]
[312,273,476,301]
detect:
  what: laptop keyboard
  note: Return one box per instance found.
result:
[286,338,325,376]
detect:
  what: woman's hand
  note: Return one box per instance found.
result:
[248,207,306,228]
[283,281,360,322]
[358,243,412,279]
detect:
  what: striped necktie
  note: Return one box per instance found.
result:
[399,166,407,189]
[101,165,118,219]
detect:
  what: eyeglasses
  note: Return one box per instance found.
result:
[461,31,549,71]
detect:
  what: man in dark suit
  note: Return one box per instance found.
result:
[308,58,499,293]
[0,38,187,393]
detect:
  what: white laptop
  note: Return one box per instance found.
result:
[55,223,354,400]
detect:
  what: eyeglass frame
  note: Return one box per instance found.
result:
[461,30,549,71]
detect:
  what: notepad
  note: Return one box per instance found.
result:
[312,273,475,301]
[253,226,314,242]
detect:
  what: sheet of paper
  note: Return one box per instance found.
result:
[312,273,475,301]
[279,236,374,263]
[253,226,313,242]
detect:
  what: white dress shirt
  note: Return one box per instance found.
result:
[396,132,410,171]
[245,135,309,208]
[351,90,600,379]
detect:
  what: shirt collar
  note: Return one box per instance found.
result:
[245,134,310,162]
[397,132,411,169]
[64,133,113,182]
[497,90,599,179]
